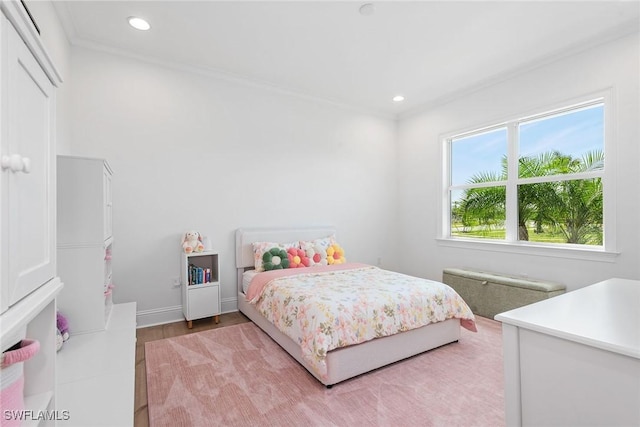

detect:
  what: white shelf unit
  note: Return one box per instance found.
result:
[1,1,63,423]
[181,251,221,328]
[57,239,114,334]
[57,156,114,334]
[1,280,62,425]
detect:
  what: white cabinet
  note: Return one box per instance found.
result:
[0,1,63,423]
[57,156,113,246]
[57,156,114,334]
[181,251,221,328]
[0,8,56,313]
[495,278,640,427]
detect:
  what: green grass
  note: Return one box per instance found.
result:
[451,225,595,244]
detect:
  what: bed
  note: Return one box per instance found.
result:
[236,226,476,386]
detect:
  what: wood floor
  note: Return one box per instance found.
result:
[134,312,250,427]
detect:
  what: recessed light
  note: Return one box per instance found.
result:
[359,3,375,16]
[128,16,151,31]
[393,95,405,102]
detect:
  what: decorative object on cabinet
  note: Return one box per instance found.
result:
[0,0,63,422]
[57,156,115,334]
[182,230,204,254]
[181,251,221,328]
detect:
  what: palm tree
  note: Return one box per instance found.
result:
[460,171,506,237]
[542,150,604,244]
[458,150,603,244]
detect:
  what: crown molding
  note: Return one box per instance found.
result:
[51,1,77,44]
[68,37,397,122]
[398,20,639,121]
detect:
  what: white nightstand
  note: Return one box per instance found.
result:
[181,251,221,328]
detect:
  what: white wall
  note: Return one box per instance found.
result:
[68,47,399,325]
[396,33,640,291]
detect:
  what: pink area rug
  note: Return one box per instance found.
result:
[145,317,504,426]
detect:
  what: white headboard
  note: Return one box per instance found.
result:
[235,226,336,292]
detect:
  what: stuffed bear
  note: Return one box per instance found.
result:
[182,231,204,254]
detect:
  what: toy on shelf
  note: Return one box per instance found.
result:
[182,230,204,254]
[56,311,70,352]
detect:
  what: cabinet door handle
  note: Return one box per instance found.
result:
[21,157,31,173]
[1,154,31,173]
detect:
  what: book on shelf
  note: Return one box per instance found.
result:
[188,264,212,285]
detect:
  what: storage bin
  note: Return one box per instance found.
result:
[443,268,565,319]
[0,339,40,427]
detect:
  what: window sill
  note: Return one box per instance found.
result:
[436,238,620,263]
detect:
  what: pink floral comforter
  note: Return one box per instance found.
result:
[246,263,476,381]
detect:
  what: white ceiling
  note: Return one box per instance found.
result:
[52,1,639,118]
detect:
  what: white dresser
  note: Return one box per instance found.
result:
[495,278,640,426]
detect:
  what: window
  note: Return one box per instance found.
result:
[445,99,606,249]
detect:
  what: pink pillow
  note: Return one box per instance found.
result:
[287,248,310,268]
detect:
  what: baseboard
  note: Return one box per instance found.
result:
[221,296,238,314]
[136,305,183,328]
[136,297,240,328]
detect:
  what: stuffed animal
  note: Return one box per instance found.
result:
[57,311,70,342]
[182,231,204,254]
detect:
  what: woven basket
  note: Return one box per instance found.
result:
[1,340,40,427]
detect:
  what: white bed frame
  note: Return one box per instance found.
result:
[235,226,461,386]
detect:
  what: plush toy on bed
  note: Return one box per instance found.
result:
[182,230,204,254]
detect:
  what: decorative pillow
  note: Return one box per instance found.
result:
[262,247,290,271]
[301,241,328,267]
[253,241,299,271]
[299,235,335,253]
[287,247,310,268]
[326,243,346,265]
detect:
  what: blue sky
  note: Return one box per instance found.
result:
[451,103,604,186]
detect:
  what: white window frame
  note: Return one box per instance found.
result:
[438,91,618,262]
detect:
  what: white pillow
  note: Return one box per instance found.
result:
[299,235,335,252]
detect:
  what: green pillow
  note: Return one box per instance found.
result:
[262,247,290,271]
